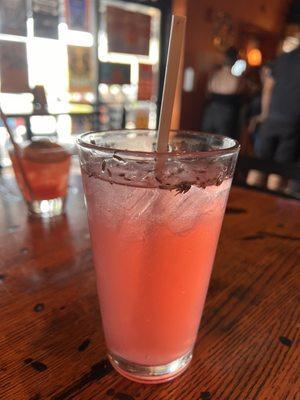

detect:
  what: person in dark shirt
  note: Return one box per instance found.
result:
[248,46,300,190]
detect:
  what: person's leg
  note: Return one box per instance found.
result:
[246,121,276,187]
[201,103,216,133]
[267,174,287,191]
[286,135,300,196]
[246,169,268,187]
[273,129,300,163]
[256,121,278,160]
[253,123,262,155]
[286,178,300,197]
[214,104,237,138]
[267,122,299,191]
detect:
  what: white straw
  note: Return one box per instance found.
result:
[157,15,186,153]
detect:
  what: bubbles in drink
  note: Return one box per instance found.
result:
[83,173,230,236]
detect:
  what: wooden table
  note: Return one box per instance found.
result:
[0,172,299,400]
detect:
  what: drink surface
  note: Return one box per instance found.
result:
[83,171,231,365]
[10,141,71,201]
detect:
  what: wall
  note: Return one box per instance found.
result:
[171,0,187,129]
[180,0,289,130]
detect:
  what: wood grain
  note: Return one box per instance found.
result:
[0,171,299,400]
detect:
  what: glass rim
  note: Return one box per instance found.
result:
[9,139,74,154]
[77,130,240,158]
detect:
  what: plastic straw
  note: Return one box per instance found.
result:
[156,15,186,153]
[0,107,34,200]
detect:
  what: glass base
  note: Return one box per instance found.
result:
[27,197,65,218]
[108,351,192,384]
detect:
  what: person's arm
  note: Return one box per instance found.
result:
[206,66,220,95]
[206,71,214,95]
[259,74,275,121]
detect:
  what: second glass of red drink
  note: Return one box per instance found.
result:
[9,138,72,218]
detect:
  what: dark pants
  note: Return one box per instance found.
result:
[201,102,239,138]
[256,119,300,163]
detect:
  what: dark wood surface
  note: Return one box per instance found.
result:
[0,169,299,400]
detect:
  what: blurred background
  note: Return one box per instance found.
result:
[0,0,300,196]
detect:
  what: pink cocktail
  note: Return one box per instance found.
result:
[77,130,239,383]
[9,139,71,217]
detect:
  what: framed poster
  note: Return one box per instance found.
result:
[0,41,29,93]
[65,0,90,32]
[0,0,27,36]
[106,6,151,55]
[33,0,59,39]
[68,46,93,92]
[138,64,154,101]
[99,62,130,85]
